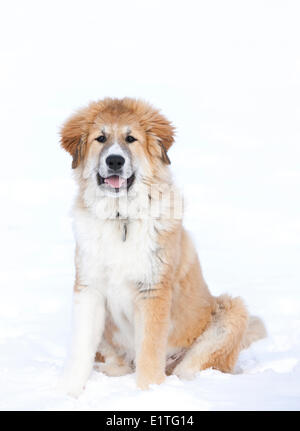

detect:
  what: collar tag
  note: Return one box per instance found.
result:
[122,223,127,242]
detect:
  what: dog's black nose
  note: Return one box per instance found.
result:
[106,155,125,171]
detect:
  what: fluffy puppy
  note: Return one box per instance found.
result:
[59,98,266,396]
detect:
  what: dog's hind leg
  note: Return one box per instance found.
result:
[173,295,249,379]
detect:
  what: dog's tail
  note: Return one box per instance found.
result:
[240,315,267,350]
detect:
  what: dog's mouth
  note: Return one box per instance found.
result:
[96,173,135,192]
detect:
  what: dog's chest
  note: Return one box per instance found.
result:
[100,218,158,284]
[74,210,159,288]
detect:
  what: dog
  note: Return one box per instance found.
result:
[59,98,266,396]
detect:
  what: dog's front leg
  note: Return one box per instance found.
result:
[60,286,105,397]
[134,285,171,390]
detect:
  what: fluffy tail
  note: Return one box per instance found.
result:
[241,315,267,350]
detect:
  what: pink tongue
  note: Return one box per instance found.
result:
[104,175,125,188]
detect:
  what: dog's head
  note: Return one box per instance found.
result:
[60,98,175,197]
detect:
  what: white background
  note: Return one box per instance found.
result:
[0,0,299,410]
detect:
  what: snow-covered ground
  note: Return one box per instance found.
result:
[0,1,299,410]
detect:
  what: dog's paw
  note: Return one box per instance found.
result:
[173,363,196,381]
[136,371,165,390]
[57,371,87,398]
[95,362,132,377]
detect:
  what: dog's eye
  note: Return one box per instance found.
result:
[96,135,107,143]
[125,135,137,143]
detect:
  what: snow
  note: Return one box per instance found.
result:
[0,0,299,411]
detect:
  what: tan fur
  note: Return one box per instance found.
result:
[61,98,266,390]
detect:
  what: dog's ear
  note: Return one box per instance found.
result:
[139,106,175,165]
[157,139,171,165]
[60,109,89,169]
